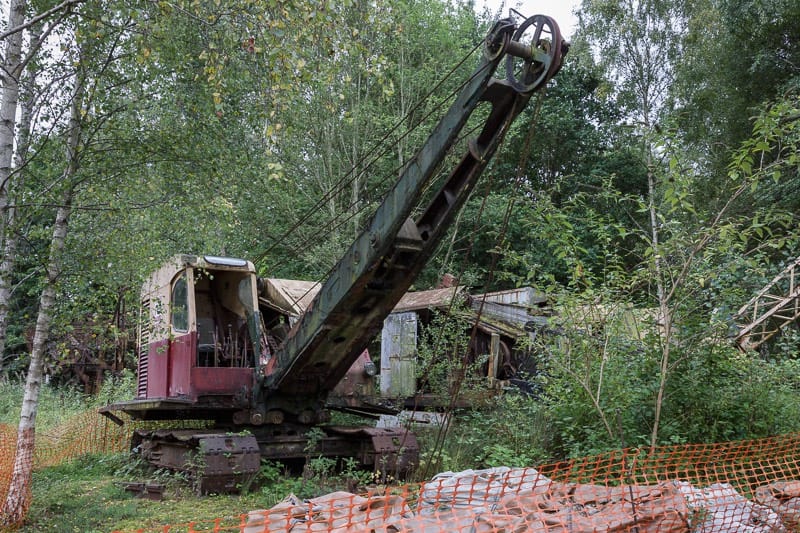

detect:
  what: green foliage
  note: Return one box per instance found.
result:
[91,370,137,408]
[256,459,307,504]
[251,428,377,501]
[503,90,800,457]
[0,371,135,429]
[663,347,800,442]
[578,0,683,127]
[1,380,86,429]
[256,456,375,502]
[415,307,487,397]
[675,0,800,178]
[417,393,551,476]
[530,293,800,458]
[457,393,551,468]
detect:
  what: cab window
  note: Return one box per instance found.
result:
[171,272,189,332]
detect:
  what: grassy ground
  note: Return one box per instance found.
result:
[0,378,299,532]
[22,453,292,532]
[20,444,389,532]
[21,454,262,532]
[1,378,547,531]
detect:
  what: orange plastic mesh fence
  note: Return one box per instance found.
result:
[0,410,129,526]
[3,412,800,531]
[0,422,15,511]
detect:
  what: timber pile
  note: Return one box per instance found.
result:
[243,467,800,532]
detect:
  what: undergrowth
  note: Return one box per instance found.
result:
[413,391,552,478]
[0,370,136,430]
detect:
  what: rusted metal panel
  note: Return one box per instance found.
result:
[327,426,419,474]
[146,338,169,398]
[329,350,377,407]
[362,427,419,474]
[121,482,164,501]
[197,433,260,478]
[136,430,260,494]
[191,366,253,398]
[260,278,320,316]
[392,286,463,313]
[167,331,193,398]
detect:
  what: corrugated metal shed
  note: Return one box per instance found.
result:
[471,287,550,332]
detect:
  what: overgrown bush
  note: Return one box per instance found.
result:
[415,391,552,477]
[415,307,487,398]
[531,298,800,459]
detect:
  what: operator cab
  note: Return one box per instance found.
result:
[136,255,265,404]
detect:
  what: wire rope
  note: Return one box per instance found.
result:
[253,39,486,270]
[420,90,546,478]
[255,39,506,311]
[272,116,487,275]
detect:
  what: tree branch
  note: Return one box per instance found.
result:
[0,0,84,41]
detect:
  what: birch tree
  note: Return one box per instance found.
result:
[0,0,78,371]
[0,0,134,521]
[0,0,27,370]
[0,43,85,531]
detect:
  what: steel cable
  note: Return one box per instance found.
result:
[253,39,485,272]
[419,90,546,479]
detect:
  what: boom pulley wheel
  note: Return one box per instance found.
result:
[484,17,515,60]
[504,15,565,93]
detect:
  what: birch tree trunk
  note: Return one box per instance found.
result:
[0,0,27,368]
[0,23,40,372]
[0,52,84,528]
[646,160,672,450]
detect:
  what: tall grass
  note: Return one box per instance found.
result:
[0,370,136,430]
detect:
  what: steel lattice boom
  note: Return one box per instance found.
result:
[733,256,800,350]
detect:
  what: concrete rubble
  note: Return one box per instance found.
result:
[243,467,800,532]
[676,481,785,532]
[755,481,800,530]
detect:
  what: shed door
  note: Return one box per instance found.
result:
[381,311,417,398]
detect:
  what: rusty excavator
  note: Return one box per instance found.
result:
[100,14,567,492]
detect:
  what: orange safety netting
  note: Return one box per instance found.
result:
[2,411,800,532]
[0,410,129,527]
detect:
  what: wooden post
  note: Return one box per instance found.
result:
[488,333,500,388]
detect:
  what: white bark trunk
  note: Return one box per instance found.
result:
[0,0,27,368]
[1,48,83,527]
[646,157,671,451]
